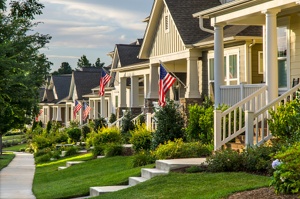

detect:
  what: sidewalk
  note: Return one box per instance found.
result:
[0,152,36,199]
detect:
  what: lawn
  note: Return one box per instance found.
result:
[33,154,154,199]
[3,143,27,152]
[0,152,15,170]
[33,153,271,199]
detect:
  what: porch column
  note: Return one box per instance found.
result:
[52,107,56,121]
[66,104,69,124]
[119,77,127,107]
[56,106,62,121]
[101,96,107,118]
[144,74,149,102]
[147,64,159,99]
[214,24,225,107]
[131,76,139,107]
[263,9,280,103]
[185,55,201,98]
[94,100,99,119]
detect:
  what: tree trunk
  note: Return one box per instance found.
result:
[0,134,3,155]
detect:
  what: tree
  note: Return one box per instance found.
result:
[93,58,105,68]
[77,55,91,69]
[0,0,51,154]
[52,62,72,75]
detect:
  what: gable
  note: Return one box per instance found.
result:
[149,5,186,57]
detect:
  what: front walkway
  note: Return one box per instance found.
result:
[0,152,36,199]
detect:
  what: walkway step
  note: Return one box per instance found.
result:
[141,168,168,179]
[90,185,130,196]
[128,177,148,186]
[58,166,67,170]
[97,156,105,159]
[155,158,206,172]
[66,161,84,167]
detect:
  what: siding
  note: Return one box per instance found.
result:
[290,13,300,84]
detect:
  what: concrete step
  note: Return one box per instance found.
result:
[66,161,84,167]
[89,185,130,196]
[97,156,105,159]
[58,166,67,170]
[155,158,206,172]
[141,168,168,179]
[128,177,148,186]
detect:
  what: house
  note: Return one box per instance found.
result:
[193,0,300,150]
[39,74,72,125]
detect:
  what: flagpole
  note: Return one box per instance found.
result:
[159,60,187,88]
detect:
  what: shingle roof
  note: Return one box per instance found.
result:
[117,44,148,67]
[199,25,262,43]
[52,75,71,101]
[73,70,102,99]
[165,0,221,45]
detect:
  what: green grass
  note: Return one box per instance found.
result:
[3,134,25,141]
[0,152,15,170]
[33,154,154,199]
[3,143,27,152]
[96,172,271,199]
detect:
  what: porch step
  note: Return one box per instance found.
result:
[128,177,148,186]
[58,166,67,170]
[66,161,84,167]
[155,158,206,172]
[89,185,130,196]
[141,168,168,179]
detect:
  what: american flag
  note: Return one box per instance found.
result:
[99,69,112,96]
[73,100,82,119]
[35,109,43,122]
[83,102,91,121]
[159,64,176,107]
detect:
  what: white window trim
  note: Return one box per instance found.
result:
[258,51,264,75]
[208,49,240,85]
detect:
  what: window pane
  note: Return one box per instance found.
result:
[278,59,287,88]
[224,57,227,78]
[229,55,237,78]
[277,27,287,58]
[209,58,214,81]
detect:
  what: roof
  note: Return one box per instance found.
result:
[52,75,72,101]
[117,44,148,67]
[73,70,102,99]
[165,0,221,45]
[198,25,262,43]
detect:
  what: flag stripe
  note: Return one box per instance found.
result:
[99,69,112,96]
[73,100,82,118]
[83,102,91,121]
[159,64,176,107]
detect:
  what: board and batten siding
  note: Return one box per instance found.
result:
[290,13,300,84]
[150,6,186,57]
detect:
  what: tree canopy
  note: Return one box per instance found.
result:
[77,55,105,69]
[52,62,72,75]
[0,0,51,153]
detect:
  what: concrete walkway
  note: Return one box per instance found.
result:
[0,152,36,199]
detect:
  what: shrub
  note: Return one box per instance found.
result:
[31,135,52,152]
[81,125,91,140]
[54,131,68,143]
[64,146,78,156]
[153,139,212,160]
[67,128,81,143]
[94,117,107,131]
[34,147,52,158]
[51,150,61,160]
[130,124,152,152]
[104,143,123,157]
[35,153,51,164]
[132,150,155,167]
[92,145,105,157]
[46,121,52,134]
[121,111,135,143]
[109,113,117,124]
[152,100,184,149]
[269,99,300,144]
[95,127,122,145]
[271,142,300,194]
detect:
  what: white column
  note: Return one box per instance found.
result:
[79,107,83,125]
[66,104,69,123]
[71,103,74,121]
[52,107,56,121]
[263,9,280,103]
[94,100,99,119]
[185,56,201,98]
[100,96,107,118]
[214,24,225,107]
[131,76,139,107]
[144,74,149,100]
[147,64,159,99]
[119,77,127,107]
[56,106,62,121]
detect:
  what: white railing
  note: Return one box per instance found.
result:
[220,83,265,106]
[132,112,144,125]
[214,85,268,150]
[108,116,124,128]
[146,112,157,131]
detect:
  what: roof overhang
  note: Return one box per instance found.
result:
[111,62,149,72]
[194,36,262,47]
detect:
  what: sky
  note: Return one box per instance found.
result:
[33,0,153,72]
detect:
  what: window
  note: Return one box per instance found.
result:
[208,50,239,85]
[277,26,288,89]
[258,51,264,74]
[115,96,118,108]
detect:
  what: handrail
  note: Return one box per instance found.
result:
[131,112,144,125]
[108,116,124,127]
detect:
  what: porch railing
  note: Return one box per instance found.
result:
[220,83,265,106]
[108,116,124,128]
[214,85,268,150]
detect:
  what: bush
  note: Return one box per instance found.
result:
[92,145,105,157]
[271,142,300,194]
[152,100,184,149]
[121,111,135,142]
[64,146,78,156]
[104,143,123,157]
[46,121,52,134]
[95,127,122,145]
[94,117,107,131]
[81,125,91,140]
[31,135,52,152]
[269,99,300,144]
[67,128,81,143]
[153,139,212,160]
[109,113,117,124]
[132,150,155,167]
[34,147,52,158]
[130,124,152,152]
[35,153,51,164]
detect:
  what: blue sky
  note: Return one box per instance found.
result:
[34,0,153,72]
